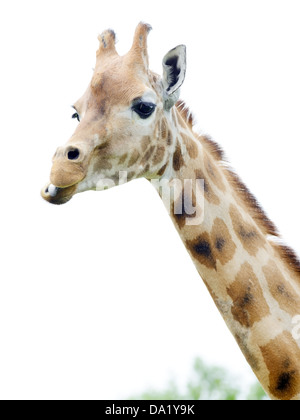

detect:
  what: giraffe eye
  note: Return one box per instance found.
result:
[132,102,156,119]
[72,112,80,122]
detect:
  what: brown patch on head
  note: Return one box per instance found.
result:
[260,331,300,400]
[227,262,270,328]
[263,260,300,317]
[141,136,151,152]
[141,164,150,177]
[141,145,155,166]
[167,130,173,146]
[91,145,113,172]
[160,118,168,140]
[128,149,140,167]
[203,152,226,192]
[195,169,220,205]
[157,162,168,177]
[211,218,237,265]
[127,171,136,181]
[173,141,185,172]
[182,133,198,159]
[230,205,265,256]
[99,99,107,116]
[118,153,128,165]
[152,145,166,166]
[98,160,113,171]
[186,232,216,270]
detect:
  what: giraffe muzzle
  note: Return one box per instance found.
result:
[50,144,87,188]
[41,182,78,205]
[41,140,94,204]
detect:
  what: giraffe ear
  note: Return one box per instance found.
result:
[162,45,186,109]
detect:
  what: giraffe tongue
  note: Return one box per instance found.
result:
[48,184,59,198]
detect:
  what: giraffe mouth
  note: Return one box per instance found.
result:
[41,183,77,205]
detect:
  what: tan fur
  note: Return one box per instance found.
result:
[211,218,237,266]
[203,152,226,192]
[195,169,220,205]
[261,332,300,400]
[263,260,300,317]
[228,262,270,328]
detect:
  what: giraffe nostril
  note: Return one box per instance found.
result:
[67,148,80,161]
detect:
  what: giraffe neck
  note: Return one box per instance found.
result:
[154,103,300,400]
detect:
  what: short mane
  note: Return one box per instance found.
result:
[175,100,300,276]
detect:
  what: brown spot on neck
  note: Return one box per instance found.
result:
[186,232,216,270]
[230,205,265,256]
[211,218,236,265]
[173,141,185,172]
[263,260,300,317]
[260,332,300,400]
[227,262,270,328]
[185,218,237,268]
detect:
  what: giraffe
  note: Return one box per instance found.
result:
[41,23,300,400]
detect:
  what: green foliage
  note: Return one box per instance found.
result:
[247,382,269,401]
[186,358,239,400]
[130,358,268,401]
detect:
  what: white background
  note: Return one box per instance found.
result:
[0,0,299,399]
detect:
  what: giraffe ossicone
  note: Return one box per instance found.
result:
[41,23,300,400]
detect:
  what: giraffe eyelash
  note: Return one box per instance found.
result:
[132,102,156,119]
[72,112,80,122]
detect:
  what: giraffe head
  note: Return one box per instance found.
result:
[41,23,186,205]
